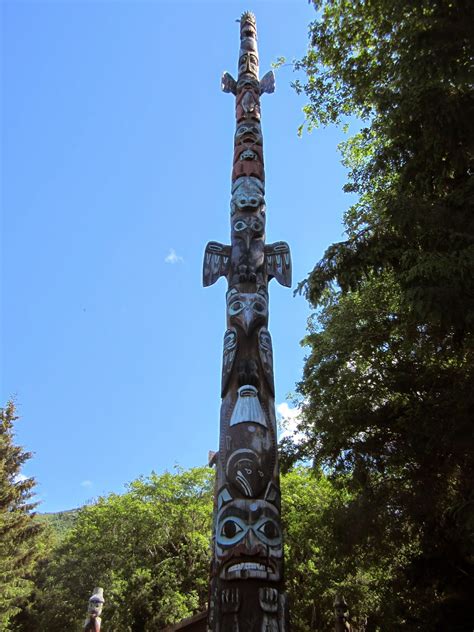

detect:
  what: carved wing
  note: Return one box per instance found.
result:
[265,241,291,287]
[221,71,237,95]
[203,242,231,287]
[258,326,275,396]
[259,70,275,95]
[221,327,238,396]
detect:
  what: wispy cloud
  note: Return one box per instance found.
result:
[164,248,184,264]
[14,473,28,484]
[276,401,304,443]
[81,480,93,488]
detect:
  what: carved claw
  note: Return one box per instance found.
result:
[259,587,279,613]
[221,588,241,613]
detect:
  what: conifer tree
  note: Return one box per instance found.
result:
[0,402,42,629]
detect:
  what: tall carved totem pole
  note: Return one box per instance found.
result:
[203,12,291,631]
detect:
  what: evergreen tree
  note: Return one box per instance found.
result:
[283,0,474,628]
[0,402,43,629]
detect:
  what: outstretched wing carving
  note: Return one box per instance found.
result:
[259,70,275,95]
[221,71,237,95]
[265,241,291,287]
[203,242,231,287]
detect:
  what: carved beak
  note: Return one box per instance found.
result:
[242,306,254,334]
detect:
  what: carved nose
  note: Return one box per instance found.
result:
[244,528,266,556]
[242,307,253,334]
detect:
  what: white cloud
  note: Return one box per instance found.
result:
[276,401,304,443]
[164,248,183,264]
[80,480,93,488]
[14,473,28,484]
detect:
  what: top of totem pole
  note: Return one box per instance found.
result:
[89,587,105,605]
[221,11,275,96]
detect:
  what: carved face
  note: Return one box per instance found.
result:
[215,499,283,581]
[88,599,103,617]
[240,16,257,43]
[238,52,259,78]
[334,598,349,621]
[235,121,262,146]
[231,177,265,214]
[227,288,268,335]
[233,213,265,240]
[239,148,257,161]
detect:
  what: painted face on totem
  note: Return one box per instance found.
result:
[334,597,349,620]
[231,177,265,214]
[238,52,259,78]
[232,213,265,240]
[239,148,257,161]
[215,498,283,581]
[240,16,257,43]
[237,77,260,94]
[88,599,103,617]
[227,288,268,335]
[235,121,262,146]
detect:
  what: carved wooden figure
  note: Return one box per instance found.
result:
[83,587,104,632]
[334,595,352,632]
[203,12,291,631]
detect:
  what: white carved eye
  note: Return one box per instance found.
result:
[229,300,245,316]
[234,220,247,232]
[218,518,246,545]
[256,519,280,545]
[252,301,266,314]
[222,520,243,538]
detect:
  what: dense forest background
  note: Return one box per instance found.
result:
[2,0,473,630]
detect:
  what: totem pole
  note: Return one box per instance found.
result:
[334,595,351,632]
[83,587,104,632]
[203,12,291,631]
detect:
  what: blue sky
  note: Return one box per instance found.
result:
[2,0,353,513]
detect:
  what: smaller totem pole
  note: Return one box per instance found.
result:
[84,587,104,632]
[334,595,351,632]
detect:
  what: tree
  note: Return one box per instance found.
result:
[282,466,381,632]
[0,402,43,629]
[20,466,213,632]
[285,0,474,629]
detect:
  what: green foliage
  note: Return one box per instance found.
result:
[37,509,79,539]
[0,402,44,630]
[288,0,474,629]
[282,466,377,631]
[17,464,375,631]
[18,466,213,632]
[295,0,474,332]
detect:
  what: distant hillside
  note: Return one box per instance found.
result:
[38,508,79,537]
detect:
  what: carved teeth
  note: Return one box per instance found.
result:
[229,562,266,571]
[224,562,273,579]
